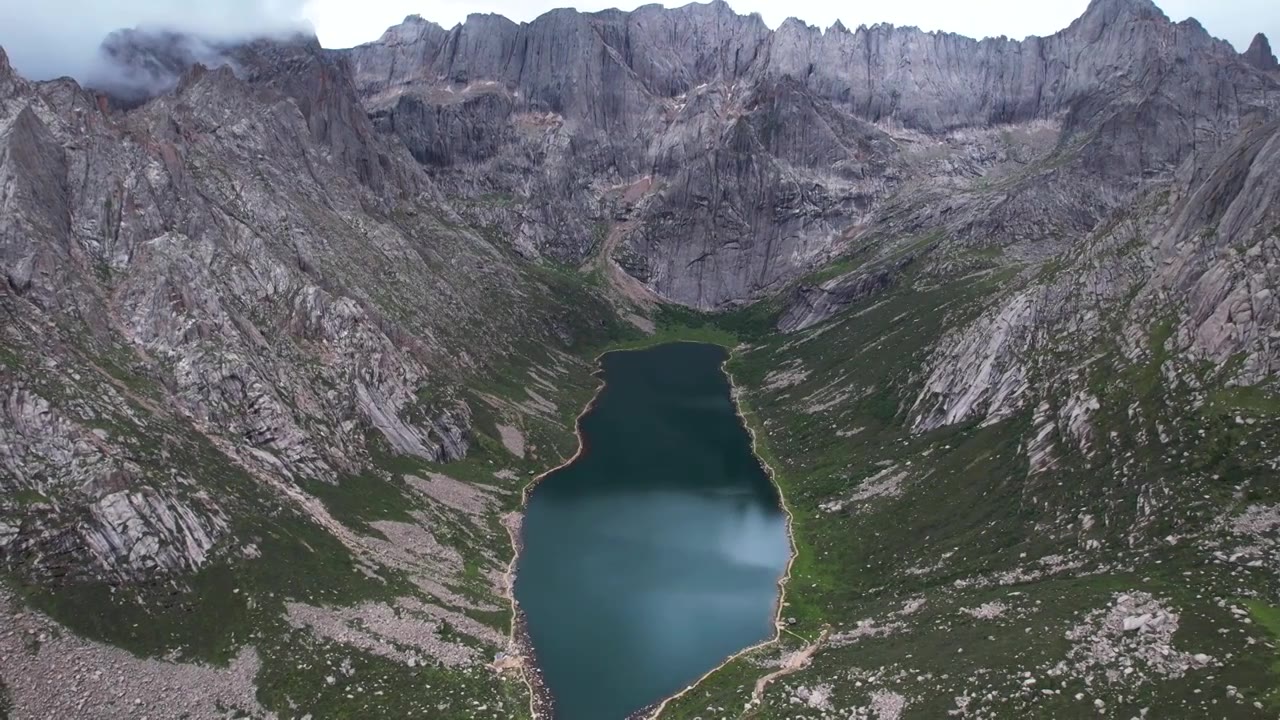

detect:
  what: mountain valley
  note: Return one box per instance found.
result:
[2,0,1280,717]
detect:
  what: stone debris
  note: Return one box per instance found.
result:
[405,473,498,519]
[623,313,656,333]
[899,597,928,616]
[366,519,464,573]
[411,576,501,613]
[869,690,908,720]
[762,363,810,393]
[358,513,504,613]
[750,627,833,705]
[1229,503,1280,536]
[0,590,272,719]
[961,601,1008,620]
[1209,503,1280,578]
[1062,591,1210,686]
[905,550,955,577]
[793,683,834,711]
[520,388,558,417]
[496,424,526,458]
[829,619,904,649]
[284,595,500,669]
[803,387,857,415]
[820,465,907,513]
[953,554,1085,589]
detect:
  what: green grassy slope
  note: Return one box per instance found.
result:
[649,261,1280,718]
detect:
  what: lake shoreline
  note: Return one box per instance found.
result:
[502,360,610,720]
[639,344,800,719]
[502,340,799,720]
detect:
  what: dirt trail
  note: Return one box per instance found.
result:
[748,625,832,708]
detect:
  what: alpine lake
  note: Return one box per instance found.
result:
[514,342,791,719]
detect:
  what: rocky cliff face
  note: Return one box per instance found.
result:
[343,0,1276,308]
[0,26,623,717]
[1244,32,1279,72]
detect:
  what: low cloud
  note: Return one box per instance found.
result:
[0,0,313,82]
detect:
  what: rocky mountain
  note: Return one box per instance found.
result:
[0,29,622,719]
[347,0,1275,308]
[1245,32,1279,72]
[1,0,1279,718]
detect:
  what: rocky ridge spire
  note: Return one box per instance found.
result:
[1244,33,1279,71]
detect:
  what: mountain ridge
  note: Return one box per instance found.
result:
[335,0,1276,308]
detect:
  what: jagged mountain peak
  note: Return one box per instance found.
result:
[778,16,814,32]
[1245,32,1279,71]
[369,14,447,49]
[0,43,18,92]
[1068,0,1169,40]
[455,12,522,34]
[664,0,736,16]
[341,0,1277,309]
[1080,0,1165,20]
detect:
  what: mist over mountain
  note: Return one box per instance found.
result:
[0,0,311,81]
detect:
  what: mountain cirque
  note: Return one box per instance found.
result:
[2,0,1280,717]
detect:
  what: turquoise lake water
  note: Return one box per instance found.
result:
[514,342,789,719]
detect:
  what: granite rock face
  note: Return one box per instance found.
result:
[906,117,1280,442]
[1244,33,1279,72]
[343,0,1277,308]
[0,30,597,586]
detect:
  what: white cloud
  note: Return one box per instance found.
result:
[0,0,311,80]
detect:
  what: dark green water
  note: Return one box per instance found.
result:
[514,342,789,720]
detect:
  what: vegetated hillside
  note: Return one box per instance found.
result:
[0,34,626,719]
[0,0,1279,717]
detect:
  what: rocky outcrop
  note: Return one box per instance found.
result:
[0,382,229,581]
[82,489,226,578]
[777,260,907,333]
[1137,119,1280,383]
[904,114,1280,445]
[1244,33,1279,72]
[911,289,1040,432]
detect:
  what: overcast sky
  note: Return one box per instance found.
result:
[0,0,1275,80]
